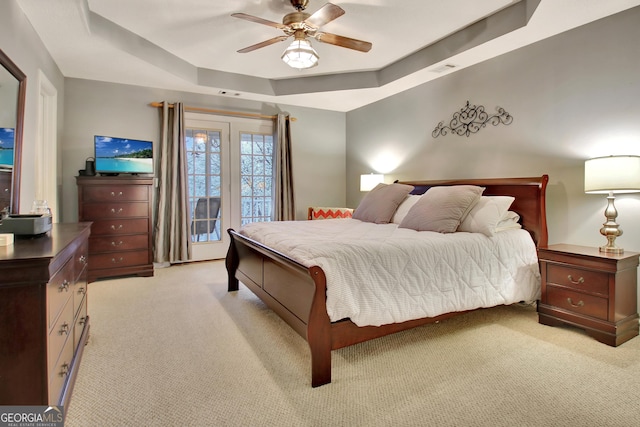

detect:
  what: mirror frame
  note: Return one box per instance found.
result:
[0,48,25,214]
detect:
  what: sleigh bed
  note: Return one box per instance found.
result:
[226,175,548,387]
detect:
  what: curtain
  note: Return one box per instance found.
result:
[273,113,295,221]
[153,102,191,264]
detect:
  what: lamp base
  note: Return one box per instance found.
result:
[598,193,624,254]
[599,245,624,254]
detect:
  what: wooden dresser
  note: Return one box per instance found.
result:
[538,244,639,346]
[77,176,154,282]
[0,223,91,406]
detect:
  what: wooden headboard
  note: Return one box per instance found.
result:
[397,175,549,248]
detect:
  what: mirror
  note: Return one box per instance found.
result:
[0,49,25,215]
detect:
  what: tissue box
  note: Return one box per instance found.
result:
[0,233,14,246]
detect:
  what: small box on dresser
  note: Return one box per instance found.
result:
[538,244,639,346]
[76,176,154,282]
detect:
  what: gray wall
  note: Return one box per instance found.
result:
[62,79,346,222]
[346,7,640,256]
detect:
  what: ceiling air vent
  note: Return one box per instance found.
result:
[431,64,456,73]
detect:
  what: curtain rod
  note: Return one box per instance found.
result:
[149,102,296,122]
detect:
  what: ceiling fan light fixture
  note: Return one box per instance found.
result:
[281,39,319,69]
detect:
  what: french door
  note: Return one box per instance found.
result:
[184,112,274,261]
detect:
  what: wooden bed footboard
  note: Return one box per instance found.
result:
[226,175,549,387]
[226,229,333,386]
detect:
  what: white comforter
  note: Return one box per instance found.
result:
[239,219,541,327]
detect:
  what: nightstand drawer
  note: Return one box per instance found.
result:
[546,286,608,320]
[547,264,608,295]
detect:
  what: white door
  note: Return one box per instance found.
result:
[185,112,274,261]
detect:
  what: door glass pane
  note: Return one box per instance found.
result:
[240,132,274,224]
[186,129,222,242]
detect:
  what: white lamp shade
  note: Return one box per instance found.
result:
[585,156,640,194]
[281,39,319,69]
[360,174,384,191]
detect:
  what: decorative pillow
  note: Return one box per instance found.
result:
[353,183,415,224]
[458,196,515,237]
[391,195,421,224]
[398,185,484,233]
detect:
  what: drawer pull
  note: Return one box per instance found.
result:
[111,240,124,247]
[59,322,70,335]
[567,275,585,285]
[79,254,87,264]
[111,208,124,214]
[77,286,86,295]
[567,298,585,308]
[110,224,123,231]
[58,280,70,292]
[111,191,124,197]
[111,257,124,264]
[59,363,70,377]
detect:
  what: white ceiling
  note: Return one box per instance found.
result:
[16,0,640,112]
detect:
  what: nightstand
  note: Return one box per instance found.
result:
[537,244,639,346]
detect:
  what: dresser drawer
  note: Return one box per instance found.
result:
[74,296,88,351]
[47,259,74,330]
[73,277,87,317]
[89,234,149,252]
[48,328,74,405]
[546,285,608,320]
[73,239,89,280]
[48,298,73,383]
[82,185,149,202]
[83,202,149,219]
[90,249,150,269]
[90,218,149,235]
[546,264,609,295]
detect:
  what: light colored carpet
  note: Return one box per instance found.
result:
[66,261,640,427]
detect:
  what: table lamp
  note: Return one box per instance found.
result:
[360,174,384,192]
[584,155,640,253]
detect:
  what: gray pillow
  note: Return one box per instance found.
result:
[398,185,484,233]
[353,183,414,224]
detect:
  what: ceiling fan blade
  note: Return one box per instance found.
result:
[304,3,345,28]
[231,13,286,29]
[315,32,372,52]
[237,36,290,53]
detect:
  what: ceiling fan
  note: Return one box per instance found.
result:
[232,0,372,69]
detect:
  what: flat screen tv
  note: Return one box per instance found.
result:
[0,128,15,169]
[94,135,153,175]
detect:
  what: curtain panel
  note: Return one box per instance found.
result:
[274,113,295,221]
[153,102,191,264]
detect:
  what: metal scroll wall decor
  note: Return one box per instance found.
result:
[432,101,513,138]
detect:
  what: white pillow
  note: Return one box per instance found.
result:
[458,196,515,237]
[495,211,521,232]
[391,194,421,224]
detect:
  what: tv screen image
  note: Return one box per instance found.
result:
[0,128,15,168]
[95,135,153,175]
